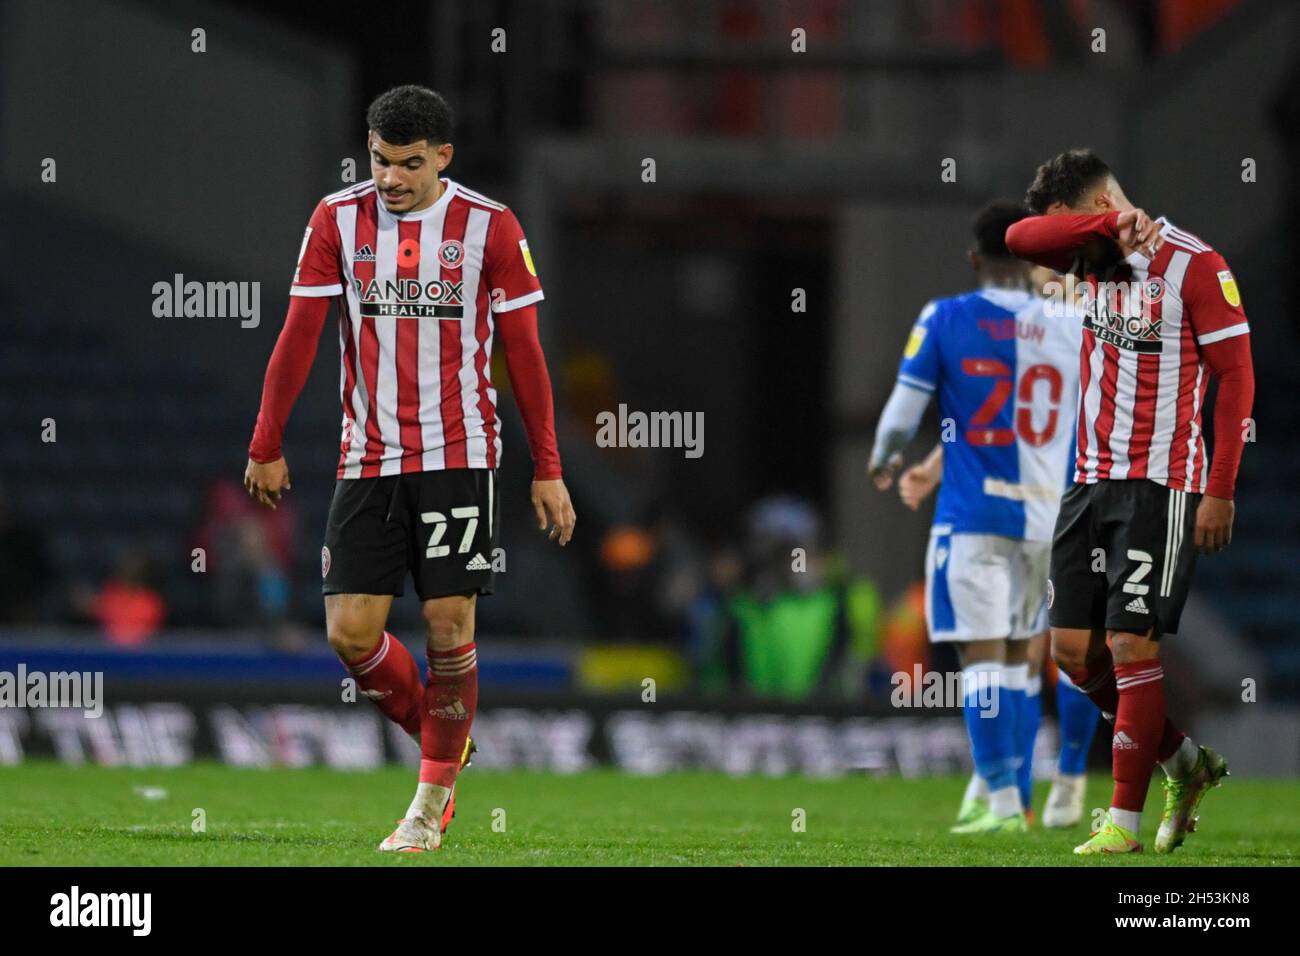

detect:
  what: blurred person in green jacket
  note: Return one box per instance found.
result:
[694,496,882,700]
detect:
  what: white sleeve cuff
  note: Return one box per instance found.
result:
[1196,322,1249,346]
[290,283,344,297]
[491,289,545,313]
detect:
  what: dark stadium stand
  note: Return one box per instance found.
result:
[0,282,336,630]
[1194,233,1300,698]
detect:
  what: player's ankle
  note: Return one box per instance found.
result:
[1160,737,1200,780]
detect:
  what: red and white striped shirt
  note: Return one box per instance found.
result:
[1006,213,1253,498]
[291,178,545,479]
[1075,219,1248,493]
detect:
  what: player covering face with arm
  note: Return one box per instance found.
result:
[1005,149,1253,854]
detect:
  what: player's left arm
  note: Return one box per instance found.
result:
[488,208,575,546]
[1183,252,1255,554]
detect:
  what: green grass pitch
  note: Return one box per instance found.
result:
[3,761,1298,866]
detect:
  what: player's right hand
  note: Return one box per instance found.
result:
[867,453,903,491]
[1115,208,1161,258]
[1194,494,1234,554]
[245,456,291,510]
[898,463,939,511]
[531,478,576,547]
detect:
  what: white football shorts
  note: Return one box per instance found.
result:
[924,529,1050,643]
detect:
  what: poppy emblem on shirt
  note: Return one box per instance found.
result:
[438,239,464,268]
[397,238,421,268]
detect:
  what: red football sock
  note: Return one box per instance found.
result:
[1070,646,1186,760]
[1111,660,1166,812]
[419,642,478,788]
[345,632,422,737]
[1069,648,1120,718]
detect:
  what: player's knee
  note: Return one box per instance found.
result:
[957,638,1003,667]
[325,617,380,663]
[1052,649,1084,675]
[1051,642,1086,676]
[1050,627,1093,675]
[422,598,474,649]
[1108,630,1157,663]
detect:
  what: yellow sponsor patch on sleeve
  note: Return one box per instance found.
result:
[1217,269,1241,307]
[520,239,537,277]
[903,325,926,359]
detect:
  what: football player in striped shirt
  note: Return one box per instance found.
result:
[1006,149,1254,854]
[244,85,576,852]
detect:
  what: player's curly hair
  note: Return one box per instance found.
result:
[366,85,454,145]
[971,199,1030,258]
[1024,149,1113,213]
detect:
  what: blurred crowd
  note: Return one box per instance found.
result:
[0,479,305,648]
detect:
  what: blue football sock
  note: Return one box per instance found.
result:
[1001,663,1030,807]
[1016,676,1042,808]
[961,663,1018,801]
[1056,670,1100,776]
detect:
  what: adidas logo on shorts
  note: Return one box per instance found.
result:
[465,552,490,571]
[1125,595,1150,614]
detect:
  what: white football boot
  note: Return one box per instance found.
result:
[378,813,441,853]
[1041,773,1087,828]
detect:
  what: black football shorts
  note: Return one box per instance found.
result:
[322,468,500,601]
[1047,479,1199,639]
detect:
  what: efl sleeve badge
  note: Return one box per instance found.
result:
[1216,269,1241,307]
[903,325,926,359]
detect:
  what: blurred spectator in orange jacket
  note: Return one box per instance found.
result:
[75,548,166,646]
[879,580,932,691]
